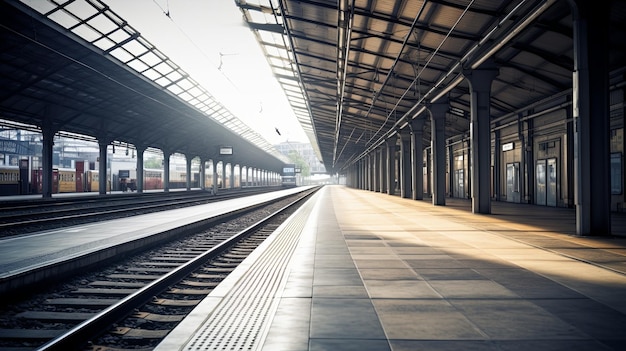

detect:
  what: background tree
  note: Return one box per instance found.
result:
[144,156,163,169]
[287,150,309,177]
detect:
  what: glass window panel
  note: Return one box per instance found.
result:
[72,24,102,42]
[48,10,81,28]
[87,14,119,34]
[126,59,149,73]
[92,37,115,51]
[109,47,133,63]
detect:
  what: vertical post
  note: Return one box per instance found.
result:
[212,161,218,194]
[465,62,498,214]
[447,143,454,197]
[386,138,396,195]
[410,118,425,200]
[221,161,226,189]
[136,146,145,193]
[379,146,386,193]
[572,1,611,235]
[97,139,108,196]
[493,130,501,201]
[368,153,374,191]
[41,126,55,198]
[199,158,205,190]
[163,151,171,193]
[229,163,235,189]
[238,164,243,188]
[430,101,448,206]
[373,151,379,192]
[186,155,192,191]
[399,130,412,198]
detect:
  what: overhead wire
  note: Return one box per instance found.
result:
[148,0,275,143]
[366,0,476,147]
[148,0,249,104]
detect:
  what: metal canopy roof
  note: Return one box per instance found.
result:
[237,0,626,174]
[0,0,289,172]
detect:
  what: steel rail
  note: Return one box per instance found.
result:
[0,188,274,231]
[36,187,316,351]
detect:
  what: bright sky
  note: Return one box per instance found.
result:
[106,0,308,145]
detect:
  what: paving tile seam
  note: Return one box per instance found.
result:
[334,190,623,341]
[363,191,626,277]
[349,192,626,289]
[367,297,588,301]
[479,232,626,277]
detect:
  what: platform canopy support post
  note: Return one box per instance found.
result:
[135,146,145,193]
[185,154,193,191]
[429,100,448,206]
[96,138,110,196]
[410,118,425,200]
[372,151,377,192]
[386,137,396,195]
[465,62,498,214]
[399,129,412,198]
[379,146,387,193]
[163,150,171,193]
[572,1,611,235]
[41,123,56,198]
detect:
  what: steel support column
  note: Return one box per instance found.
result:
[41,125,57,198]
[96,138,108,196]
[135,146,145,193]
[430,101,448,206]
[238,164,243,189]
[369,153,374,191]
[199,158,206,190]
[163,151,171,192]
[373,151,379,192]
[229,163,235,189]
[364,155,369,190]
[410,119,425,200]
[209,160,216,194]
[360,159,364,189]
[386,138,396,195]
[572,1,611,235]
[399,129,412,198]
[465,63,498,214]
[493,130,501,201]
[379,146,386,193]
[185,155,192,191]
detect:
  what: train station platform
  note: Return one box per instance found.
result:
[0,187,310,296]
[156,185,626,351]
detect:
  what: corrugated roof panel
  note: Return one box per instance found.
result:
[377,0,399,14]
[360,36,384,55]
[398,0,426,22]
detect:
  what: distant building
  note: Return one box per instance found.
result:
[274,142,326,175]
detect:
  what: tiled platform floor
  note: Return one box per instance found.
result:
[158,185,626,351]
[265,186,626,351]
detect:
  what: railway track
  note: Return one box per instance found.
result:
[0,187,276,237]
[0,187,317,350]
